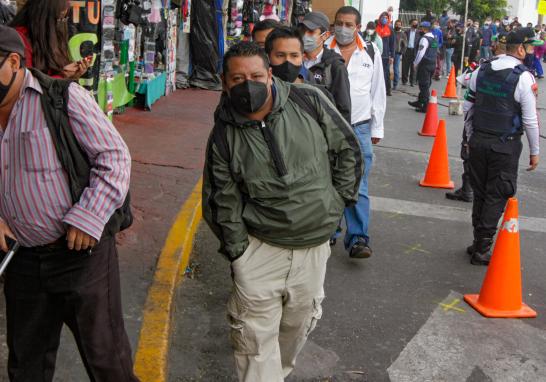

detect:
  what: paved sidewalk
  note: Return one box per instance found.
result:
[0,88,220,381]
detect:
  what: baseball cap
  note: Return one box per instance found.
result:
[506,28,540,45]
[300,12,330,32]
[420,21,431,28]
[0,25,26,59]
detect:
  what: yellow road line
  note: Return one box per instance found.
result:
[134,178,203,382]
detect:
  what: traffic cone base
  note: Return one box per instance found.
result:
[464,294,537,318]
[418,130,436,137]
[419,179,454,189]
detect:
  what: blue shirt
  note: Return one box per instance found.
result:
[481,27,493,47]
[432,28,443,48]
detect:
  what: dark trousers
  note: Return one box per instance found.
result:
[468,133,522,240]
[4,236,139,382]
[417,60,435,106]
[382,57,391,93]
[402,48,416,84]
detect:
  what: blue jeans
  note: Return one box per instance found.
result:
[534,56,543,76]
[445,48,454,75]
[344,122,373,250]
[480,46,492,61]
[393,53,402,88]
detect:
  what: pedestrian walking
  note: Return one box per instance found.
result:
[479,21,494,61]
[364,21,383,55]
[326,6,386,258]
[10,0,92,79]
[393,19,407,90]
[376,11,395,96]
[464,29,540,265]
[432,20,444,79]
[408,21,437,113]
[252,19,281,48]
[203,41,362,382]
[444,20,456,76]
[299,11,352,123]
[402,19,420,86]
[0,25,138,381]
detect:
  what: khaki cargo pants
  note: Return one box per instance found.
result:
[227,236,331,382]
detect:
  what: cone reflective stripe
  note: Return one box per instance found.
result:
[442,66,458,99]
[419,120,454,189]
[464,198,537,318]
[418,90,439,136]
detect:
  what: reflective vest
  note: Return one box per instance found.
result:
[472,62,526,137]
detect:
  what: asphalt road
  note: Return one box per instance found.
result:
[169,78,546,382]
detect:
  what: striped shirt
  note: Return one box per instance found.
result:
[0,70,131,247]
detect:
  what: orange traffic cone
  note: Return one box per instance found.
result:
[442,66,458,99]
[464,198,537,318]
[418,90,439,136]
[419,120,454,189]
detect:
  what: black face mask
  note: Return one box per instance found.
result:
[395,26,402,31]
[0,56,17,105]
[229,80,269,115]
[271,61,302,83]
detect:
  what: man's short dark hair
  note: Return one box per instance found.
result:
[223,41,270,74]
[264,26,304,55]
[252,19,281,40]
[506,44,521,54]
[335,6,361,26]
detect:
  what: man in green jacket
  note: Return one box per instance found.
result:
[202,42,362,382]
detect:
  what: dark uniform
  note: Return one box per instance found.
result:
[408,23,438,112]
[465,30,540,265]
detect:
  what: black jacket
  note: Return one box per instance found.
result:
[306,47,352,124]
[405,28,421,51]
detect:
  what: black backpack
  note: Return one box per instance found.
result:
[29,68,133,237]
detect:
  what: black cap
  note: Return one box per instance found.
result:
[300,12,330,32]
[0,25,26,58]
[506,28,540,45]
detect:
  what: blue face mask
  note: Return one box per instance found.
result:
[381,17,388,26]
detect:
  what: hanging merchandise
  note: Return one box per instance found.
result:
[226,0,243,47]
[166,9,178,94]
[189,0,221,90]
[176,0,191,88]
[291,0,309,25]
[215,0,224,72]
[241,0,260,39]
[117,0,145,25]
[260,0,279,21]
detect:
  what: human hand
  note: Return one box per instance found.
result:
[67,226,97,251]
[371,138,381,145]
[63,58,91,79]
[527,155,539,171]
[0,219,16,253]
[389,57,394,65]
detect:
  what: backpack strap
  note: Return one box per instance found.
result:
[288,85,319,121]
[365,41,375,64]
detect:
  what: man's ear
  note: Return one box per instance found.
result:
[8,53,21,72]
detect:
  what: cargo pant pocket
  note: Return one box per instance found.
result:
[226,295,259,355]
[497,172,517,198]
[305,297,324,337]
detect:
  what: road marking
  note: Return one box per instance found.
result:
[403,243,431,255]
[439,298,465,313]
[388,292,546,381]
[371,196,546,234]
[133,179,203,382]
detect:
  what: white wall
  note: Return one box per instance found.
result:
[507,0,539,25]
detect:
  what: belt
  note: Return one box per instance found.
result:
[351,119,371,128]
[21,237,68,253]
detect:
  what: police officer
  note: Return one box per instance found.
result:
[464,29,540,266]
[408,21,438,112]
[446,34,509,203]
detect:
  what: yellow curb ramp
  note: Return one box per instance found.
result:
[134,178,203,382]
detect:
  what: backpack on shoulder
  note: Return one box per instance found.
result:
[29,68,133,237]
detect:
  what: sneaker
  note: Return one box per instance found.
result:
[415,107,427,113]
[350,241,373,259]
[329,238,337,246]
[408,100,422,108]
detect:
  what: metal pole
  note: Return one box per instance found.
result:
[458,0,470,97]
[0,242,19,277]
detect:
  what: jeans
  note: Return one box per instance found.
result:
[393,53,402,87]
[382,57,391,93]
[445,48,454,75]
[344,122,373,250]
[534,56,543,76]
[480,46,492,61]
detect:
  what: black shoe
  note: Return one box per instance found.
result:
[445,188,473,202]
[330,238,337,246]
[387,91,392,96]
[408,100,422,108]
[466,242,475,256]
[415,107,427,113]
[470,238,493,266]
[402,82,407,86]
[350,241,373,259]
[410,83,415,87]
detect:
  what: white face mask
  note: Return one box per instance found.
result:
[366,29,374,36]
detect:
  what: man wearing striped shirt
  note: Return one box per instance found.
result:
[0,26,139,381]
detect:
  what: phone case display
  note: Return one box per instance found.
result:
[102,0,117,119]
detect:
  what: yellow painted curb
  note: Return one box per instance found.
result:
[134,178,203,382]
